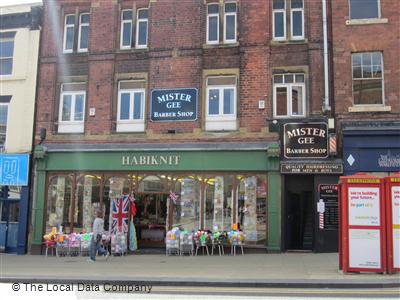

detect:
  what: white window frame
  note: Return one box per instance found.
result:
[207,4,220,45]
[0,36,14,76]
[290,0,304,40]
[63,14,75,53]
[349,0,381,20]
[273,1,286,41]
[120,9,133,49]
[58,85,86,133]
[205,77,237,131]
[117,83,145,132]
[273,74,306,118]
[223,2,237,44]
[351,52,385,106]
[77,13,89,53]
[0,103,9,151]
[136,9,148,49]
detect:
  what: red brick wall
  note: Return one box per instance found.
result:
[36,0,326,145]
[331,0,400,120]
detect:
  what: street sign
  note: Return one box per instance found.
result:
[0,154,29,186]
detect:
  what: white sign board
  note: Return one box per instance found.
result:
[349,229,381,269]
[317,199,325,213]
[348,187,380,226]
[392,186,400,268]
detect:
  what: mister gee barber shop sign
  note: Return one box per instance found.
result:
[283,122,328,159]
[150,88,198,121]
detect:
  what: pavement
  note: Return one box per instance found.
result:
[0,253,399,288]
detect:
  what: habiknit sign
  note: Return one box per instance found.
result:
[150,88,198,122]
[283,122,329,159]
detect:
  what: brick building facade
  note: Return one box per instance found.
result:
[31,0,340,254]
[331,0,400,176]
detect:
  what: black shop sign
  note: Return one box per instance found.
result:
[150,88,198,122]
[283,122,328,159]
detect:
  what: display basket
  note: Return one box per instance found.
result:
[111,231,127,256]
[56,235,69,257]
[80,233,92,256]
[165,229,180,256]
[179,232,193,256]
[68,233,81,256]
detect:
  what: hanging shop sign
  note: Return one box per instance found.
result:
[280,161,343,174]
[0,154,30,186]
[283,122,328,159]
[150,88,198,122]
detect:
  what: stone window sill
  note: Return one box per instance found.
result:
[203,42,239,49]
[346,18,388,26]
[348,105,391,113]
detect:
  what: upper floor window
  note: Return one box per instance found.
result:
[120,8,148,49]
[205,76,237,131]
[0,32,15,75]
[352,52,383,105]
[349,0,380,20]
[78,13,90,52]
[273,0,304,41]
[290,0,304,39]
[58,83,86,133]
[273,73,305,118]
[117,80,145,132]
[0,103,9,150]
[136,9,148,48]
[273,0,286,40]
[207,2,237,45]
[63,13,90,53]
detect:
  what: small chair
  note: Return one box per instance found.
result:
[230,239,244,256]
[195,239,209,256]
[44,240,58,257]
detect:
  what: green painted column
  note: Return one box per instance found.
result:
[266,143,281,252]
[32,146,47,247]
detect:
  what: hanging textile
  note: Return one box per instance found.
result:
[128,192,138,251]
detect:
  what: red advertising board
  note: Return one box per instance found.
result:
[385,173,400,274]
[339,173,386,273]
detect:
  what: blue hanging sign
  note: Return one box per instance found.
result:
[0,154,30,186]
[150,88,198,122]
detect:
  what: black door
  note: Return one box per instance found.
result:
[285,176,314,251]
[0,200,19,253]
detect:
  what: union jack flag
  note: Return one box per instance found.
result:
[168,191,178,204]
[110,195,130,234]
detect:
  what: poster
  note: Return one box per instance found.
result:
[348,187,380,226]
[349,229,381,269]
[82,177,93,232]
[48,177,65,228]
[318,184,339,230]
[180,178,200,230]
[213,176,224,231]
[392,186,400,268]
[243,176,257,241]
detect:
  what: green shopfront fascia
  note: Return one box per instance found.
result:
[31,147,281,253]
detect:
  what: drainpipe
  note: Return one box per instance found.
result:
[322,0,331,112]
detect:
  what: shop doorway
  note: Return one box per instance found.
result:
[0,199,19,253]
[285,176,314,251]
[134,193,168,248]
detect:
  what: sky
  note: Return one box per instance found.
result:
[0,0,42,7]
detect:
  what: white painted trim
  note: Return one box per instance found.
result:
[120,10,133,49]
[135,9,148,49]
[223,4,237,44]
[207,4,219,45]
[58,89,86,133]
[272,8,286,41]
[63,14,75,53]
[77,13,89,53]
[290,7,304,40]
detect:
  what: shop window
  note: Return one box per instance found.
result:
[237,175,267,245]
[205,76,237,131]
[77,13,90,52]
[352,52,384,105]
[0,32,15,75]
[120,8,148,49]
[207,2,237,45]
[117,80,145,132]
[273,0,304,41]
[349,0,380,20]
[58,82,86,133]
[172,177,200,231]
[75,175,101,233]
[46,176,73,233]
[0,103,9,151]
[273,73,305,118]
